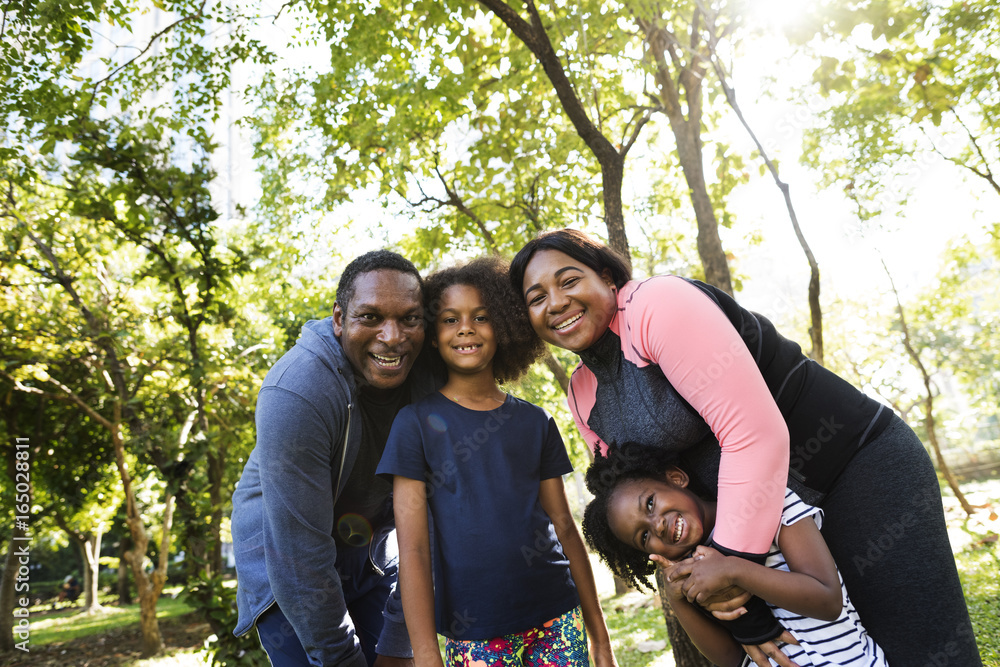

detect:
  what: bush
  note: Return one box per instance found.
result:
[184,572,269,667]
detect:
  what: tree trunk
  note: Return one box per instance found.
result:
[118,537,133,605]
[112,408,173,657]
[207,448,225,575]
[886,263,974,515]
[476,0,630,259]
[0,524,29,652]
[76,532,104,612]
[655,568,714,667]
[673,118,733,296]
[639,15,733,296]
[923,388,975,515]
[704,42,823,361]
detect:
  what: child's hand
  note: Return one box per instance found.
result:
[650,554,687,602]
[672,545,735,605]
[592,642,619,667]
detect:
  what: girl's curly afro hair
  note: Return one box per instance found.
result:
[582,442,689,591]
[423,255,546,384]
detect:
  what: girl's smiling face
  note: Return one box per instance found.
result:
[520,249,618,353]
[606,469,712,562]
[432,283,496,377]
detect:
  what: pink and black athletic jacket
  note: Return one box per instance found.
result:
[569,276,890,639]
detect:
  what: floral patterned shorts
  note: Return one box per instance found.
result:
[444,605,589,667]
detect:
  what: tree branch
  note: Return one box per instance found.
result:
[88,0,209,102]
[0,369,114,432]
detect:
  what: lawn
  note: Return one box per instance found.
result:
[3,478,997,666]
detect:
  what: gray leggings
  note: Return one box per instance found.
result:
[819,415,982,666]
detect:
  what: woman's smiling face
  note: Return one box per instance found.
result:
[520,249,618,352]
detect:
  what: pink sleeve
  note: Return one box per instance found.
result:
[629,276,789,555]
[567,367,609,457]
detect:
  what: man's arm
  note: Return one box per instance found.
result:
[256,386,368,667]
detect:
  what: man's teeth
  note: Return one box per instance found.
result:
[555,313,583,330]
[372,353,401,366]
[674,516,684,543]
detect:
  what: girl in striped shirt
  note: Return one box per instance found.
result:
[583,443,888,667]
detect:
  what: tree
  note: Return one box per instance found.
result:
[697,2,825,362]
[2,0,277,655]
[2,192,179,655]
[794,0,1000,209]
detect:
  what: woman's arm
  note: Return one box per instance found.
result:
[675,521,843,622]
[392,476,444,667]
[539,476,618,667]
[630,276,789,554]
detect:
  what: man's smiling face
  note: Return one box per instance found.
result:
[333,269,425,389]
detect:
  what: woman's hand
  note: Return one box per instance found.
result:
[701,586,752,620]
[742,631,801,667]
[670,545,738,605]
[653,550,751,618]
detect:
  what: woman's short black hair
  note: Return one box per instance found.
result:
[509,228,633,296]
[582,442,684,591]
[423,255,545,384]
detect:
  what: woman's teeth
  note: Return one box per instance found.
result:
[555,313,583,330]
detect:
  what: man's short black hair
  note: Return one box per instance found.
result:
[335,250,423,312]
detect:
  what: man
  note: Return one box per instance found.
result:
[232,250,441,666]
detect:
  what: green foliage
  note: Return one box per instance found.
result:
[794,0,1000,215]
[185,573,269,666]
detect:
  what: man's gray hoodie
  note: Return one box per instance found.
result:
[231,317,436,666]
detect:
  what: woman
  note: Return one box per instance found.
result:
[510,229,981,667]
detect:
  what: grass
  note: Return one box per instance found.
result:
[602,590,673,667]
[956,541,1000,665]
[26,591,195,647]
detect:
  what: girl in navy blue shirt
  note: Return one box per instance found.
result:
[377,256,617,667]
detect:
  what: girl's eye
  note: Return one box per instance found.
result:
[646,494,654,512]
[443,317,458,324]
[528,294,544,306]
[475,315,488,322]
[641,530,649,548]
[562,277,579,288]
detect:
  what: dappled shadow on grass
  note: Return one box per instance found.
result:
[603,590,673,667]
[0,610,209,667]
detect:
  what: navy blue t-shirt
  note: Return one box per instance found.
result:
[376,392,580,640]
